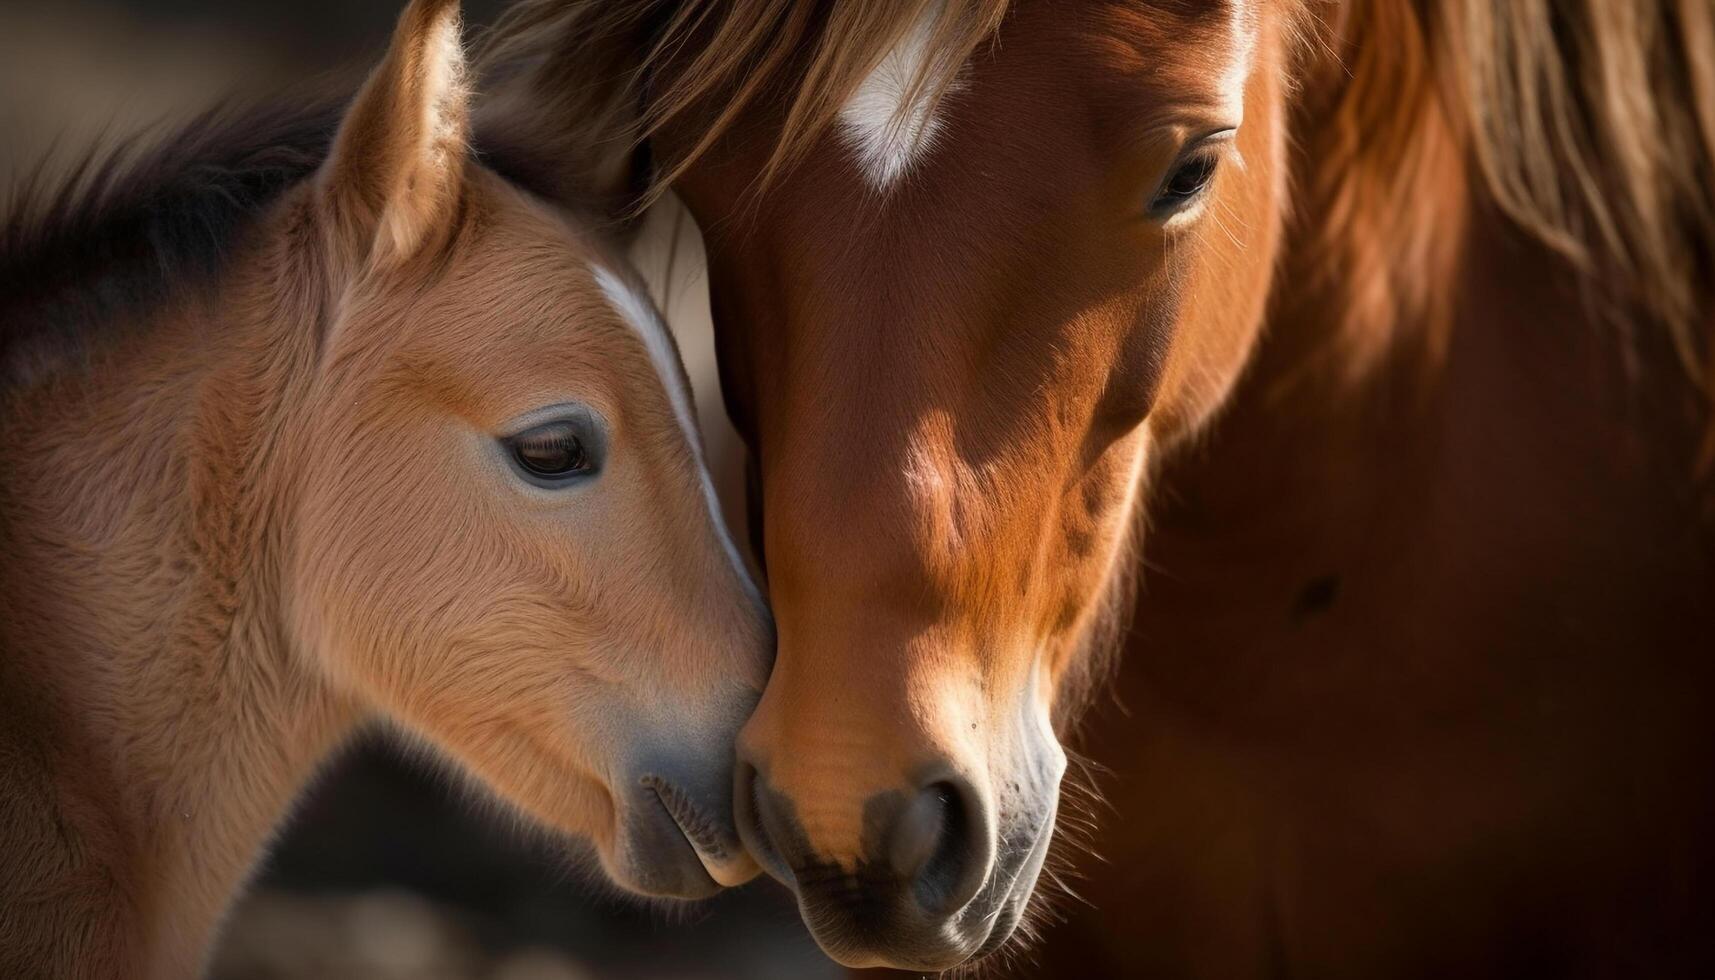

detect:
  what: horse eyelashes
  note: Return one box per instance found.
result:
[1149,154,1219,216]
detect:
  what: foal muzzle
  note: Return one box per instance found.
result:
[611,748,760,898]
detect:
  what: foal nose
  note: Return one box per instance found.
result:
[737,757,995,966]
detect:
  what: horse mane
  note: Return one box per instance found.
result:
[1289,0,1467,375]
[1462,0,1715,385]
[0,94,348,387]
[1304,0,1715,425]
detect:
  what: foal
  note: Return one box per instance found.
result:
[0,0,768,975]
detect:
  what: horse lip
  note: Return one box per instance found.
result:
[619,784,721,899]
[959,801,1057,965]
[640,774,738,874]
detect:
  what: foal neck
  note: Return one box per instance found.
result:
[0,195,357,977]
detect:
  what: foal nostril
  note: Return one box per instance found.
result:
[889,776,984,915]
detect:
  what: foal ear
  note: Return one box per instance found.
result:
[320,0,470,265]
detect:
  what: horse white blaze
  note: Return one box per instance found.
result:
[838,2,958,189]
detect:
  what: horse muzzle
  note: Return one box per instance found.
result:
[735,746,1064,970]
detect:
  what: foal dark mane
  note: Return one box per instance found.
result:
[0,76,609,391]
[0,94,349,387]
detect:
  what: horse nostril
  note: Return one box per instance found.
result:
[888,784,951,879]
[890,777,981,916]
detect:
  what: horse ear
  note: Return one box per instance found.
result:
[320,0,469,265]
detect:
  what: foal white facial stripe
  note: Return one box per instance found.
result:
[838,2,955,189]
[594,266,762,607]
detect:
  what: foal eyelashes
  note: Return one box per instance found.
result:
[504,417,601,485]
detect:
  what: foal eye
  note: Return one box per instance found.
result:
[505,420,594,483]
[1148,154,1220,217]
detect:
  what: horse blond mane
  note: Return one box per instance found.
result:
[1290,0,1466,374]
[1305,1,1715,436]
[1462,0,1715,384]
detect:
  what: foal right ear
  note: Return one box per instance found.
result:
[319,0,470,267]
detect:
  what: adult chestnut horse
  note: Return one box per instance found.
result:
[485,0,1715,973]
[0,1,769,974]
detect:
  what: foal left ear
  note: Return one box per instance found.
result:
[320,0,469,265]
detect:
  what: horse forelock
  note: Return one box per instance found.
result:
[479,0,1011,208]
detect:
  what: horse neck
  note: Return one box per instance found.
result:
[0,194,357,977]
[1255,0,1710,461]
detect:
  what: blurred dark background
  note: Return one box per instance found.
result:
[0,2,835,977]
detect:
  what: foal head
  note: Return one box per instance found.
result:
[486,0,1294,964]
[288,0,767,898]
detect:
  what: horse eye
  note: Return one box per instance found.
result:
[1149,154,1219,216]
[506,421,592,482]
